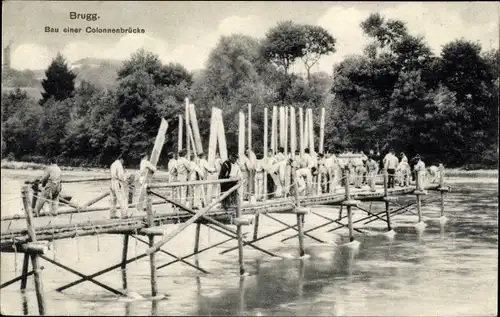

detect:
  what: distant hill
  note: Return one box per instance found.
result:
[71,58,123,90]
[1,86,42,101]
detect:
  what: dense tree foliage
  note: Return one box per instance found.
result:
[329,13,498,167]
[40,53,76,105]
[1,17,497,168]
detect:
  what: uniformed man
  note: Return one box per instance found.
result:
[219,152,242,209]
[383,149,399,188]
[199,152,216,205]
[110,157,129,219]
[175,149,191,205]
[34,158,62,216]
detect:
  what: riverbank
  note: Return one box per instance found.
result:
[1,159,497,178]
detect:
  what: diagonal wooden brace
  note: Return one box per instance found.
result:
[55,251,149,292]
[1,270,36,289]
[262,213,326,243]
[203,223,279,258]
[283,210,365,241]
[148,190,237,235]
[156,237,234,270]
[220,224,299,255]
[130,235,209,274]
[146,182,242,255]
[40,255,127,296]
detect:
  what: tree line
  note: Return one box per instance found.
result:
[1,14,498,169]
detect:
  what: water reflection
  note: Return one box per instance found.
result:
[1,171,498,316]
[21,290,29,315]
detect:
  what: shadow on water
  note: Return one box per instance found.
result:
[1,172,497,316]
[194,245,362,316]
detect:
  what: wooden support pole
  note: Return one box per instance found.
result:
[383,170,392,231]
[296,214,305,256]
[263,107,268,201]
[21,185,46,315]
[121,235,129,270]
[185,98,190,159]
[146,197,157,296]
[208,108,218,165]
[284,106,289,155]
[136,118,168,211]
[304,109,309,151]
[194,223,201,253]
[308,108,314,154]
[439,164,445,217]
[148,190,237,235]
[290,107,296,157]
[20,254,29,290]
[189,103,203,154]
[319,107,325,154]
[416,193,422,223]
[299,107,304,157]
[81,192,110,209]
[178,114,183,152]
[252,213,260,241]
[292,163,305,257]
[248,103,252,151]
[239,111,245,157]
[415,171,422,223]
[344,169,354,242]
[216,109,228,161]
[271,106,277,154]
[146,182,242,255]
[236,188,245,275]
[279,106,285,150]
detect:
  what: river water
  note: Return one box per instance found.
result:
[0,169,497,316]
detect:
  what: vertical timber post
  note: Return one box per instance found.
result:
[194,222,201,253]
[415,171,422,223]
[295,169,306,257]
[21,185,46,315]
[236,181,245,276]
[20,254,30,290]
[344,169,354,242]
[146,197,158,297]
[383,170,392,231]
[439,164,445,217]
[263,107,268,202]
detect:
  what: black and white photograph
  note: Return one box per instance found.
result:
[1,1,498,316]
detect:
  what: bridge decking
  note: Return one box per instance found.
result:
[0,184,439,251]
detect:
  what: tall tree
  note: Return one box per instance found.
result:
[261,21,306,75]
[300,25,336,80]
[40,53,76,105]
[192,34,275,151]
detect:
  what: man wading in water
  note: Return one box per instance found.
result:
[218,152,241,210]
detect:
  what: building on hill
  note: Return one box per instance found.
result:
[2,43,12,71]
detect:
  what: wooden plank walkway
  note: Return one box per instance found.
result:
[0,184,439,251]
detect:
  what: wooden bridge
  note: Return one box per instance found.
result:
[0,118,451,316]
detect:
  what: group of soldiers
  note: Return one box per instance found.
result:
[30,147,442,218]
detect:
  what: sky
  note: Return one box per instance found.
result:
[2,1,499,73]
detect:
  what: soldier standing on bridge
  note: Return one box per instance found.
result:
[383,149,399,188]
[110,157,129,219]
[219,152,241,210]
[34,158,62,216]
